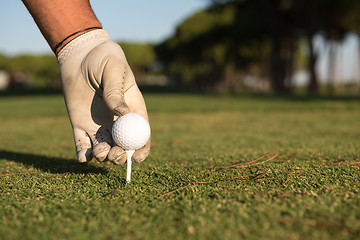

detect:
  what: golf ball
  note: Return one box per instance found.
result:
[112,113,150,150]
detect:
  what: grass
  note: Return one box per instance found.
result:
[0,92,359,240]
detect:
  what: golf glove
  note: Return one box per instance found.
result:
[57,29,150,164]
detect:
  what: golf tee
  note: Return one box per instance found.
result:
[126,150,135,183]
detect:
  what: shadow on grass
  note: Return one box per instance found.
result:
[0,149,108,175]
[0,88,63,97]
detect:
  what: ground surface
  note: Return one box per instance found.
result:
[0,93,359,240]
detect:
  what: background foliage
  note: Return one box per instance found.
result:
[1,0,360,95]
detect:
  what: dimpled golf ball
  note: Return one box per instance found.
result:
[112,113,150,150]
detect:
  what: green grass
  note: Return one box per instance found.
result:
[0,93,359,240]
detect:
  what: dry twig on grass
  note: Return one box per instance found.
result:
[319,162,360,166]
[214,151,280,172]
[159,151,280,197]
[46,172,71,179]
[0,172,39,177]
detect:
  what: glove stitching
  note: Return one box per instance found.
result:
[103,61,126,99]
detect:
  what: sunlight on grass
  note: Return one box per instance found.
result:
[0,93,359,240]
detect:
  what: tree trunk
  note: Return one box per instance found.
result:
[267,1,284,93]
[306,0,319,94]
[266,0,293,93]
[355,36,360,94]
[327,40,336,94]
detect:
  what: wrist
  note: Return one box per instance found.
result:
[22,0,102,55]
[57,29,110,64]
[54,26,102,55]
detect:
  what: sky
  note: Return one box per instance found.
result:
[315,34,359,83]
[0,1,359,82]
[0,0,210,55]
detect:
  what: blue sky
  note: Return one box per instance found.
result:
[0,0,210,55]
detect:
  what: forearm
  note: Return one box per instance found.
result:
[22,0,102,54]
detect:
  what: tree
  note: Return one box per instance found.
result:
[118,42,156,84]
[0,54,59,87]
[265,0,296,93]
[158,0,360,94]
[156,1,269,91]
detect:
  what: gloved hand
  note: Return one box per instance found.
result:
[57,29,150,164]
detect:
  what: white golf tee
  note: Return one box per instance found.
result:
[126,150,135,183]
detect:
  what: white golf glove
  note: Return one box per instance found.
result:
[57,29,150,164]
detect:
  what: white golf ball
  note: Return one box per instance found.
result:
[112,113,150,150]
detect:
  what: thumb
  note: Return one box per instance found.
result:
[102,58,131,116]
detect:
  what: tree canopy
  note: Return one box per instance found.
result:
[156,0,360,94]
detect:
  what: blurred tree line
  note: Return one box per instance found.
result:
[157,0,360,94]
[1,0,360,94]
[0,43,156,89]
[0,54,59,88]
